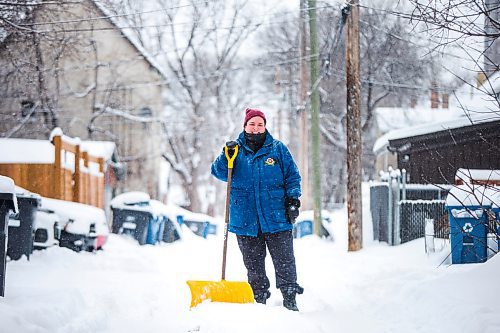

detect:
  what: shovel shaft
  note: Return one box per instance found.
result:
[221,167,233,280]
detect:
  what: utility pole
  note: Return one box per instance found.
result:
[298,0,310,210]
[308,0,324,236]
[346,0,363,251]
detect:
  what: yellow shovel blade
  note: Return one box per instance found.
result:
[187,280,254,308]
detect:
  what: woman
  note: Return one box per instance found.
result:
[211,108,304,311]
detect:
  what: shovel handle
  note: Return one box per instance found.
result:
[224,145,238,169]
[221,144,238,280]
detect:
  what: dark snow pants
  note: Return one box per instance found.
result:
[236,229,303,299]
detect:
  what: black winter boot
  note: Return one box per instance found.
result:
[254,290,271,304]
[280,286,303,311]
[283,293,298,311]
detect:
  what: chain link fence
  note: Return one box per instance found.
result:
[370,170,451,246]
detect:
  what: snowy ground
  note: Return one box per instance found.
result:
[1,203,499,333]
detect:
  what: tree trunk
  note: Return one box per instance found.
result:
[346,0,363,251]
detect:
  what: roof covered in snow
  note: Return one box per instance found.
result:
[92,0,169,80]
[373,71,500,154]
[375,107,463,134]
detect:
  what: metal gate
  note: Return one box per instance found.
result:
[370,169,451,245]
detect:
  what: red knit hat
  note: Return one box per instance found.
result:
[243,108,266,126]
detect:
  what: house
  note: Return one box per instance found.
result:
[373,73,500,184]
[0,0,168,198]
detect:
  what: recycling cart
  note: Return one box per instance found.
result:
[7,190,41,260]
[0,176,18,297]
[111,206,155,245]
[293,220,313,238]
[160,216,181,243]
[446,185,491,264]
[489,188,500,254]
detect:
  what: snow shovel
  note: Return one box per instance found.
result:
[186,144,254,308]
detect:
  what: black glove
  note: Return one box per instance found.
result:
[226,140,237,148]
[285,197,300,223]
[225,140,238,158]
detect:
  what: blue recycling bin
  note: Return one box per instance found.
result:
[293,220,313,238]
[491,200,500,254]
[447,205,489,264]
[160,216,181,243]
[145,215,162,245]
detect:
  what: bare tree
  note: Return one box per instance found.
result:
[109,0,260,212]
[255,4,436,206]
[0,1,89,137]
[409,0,500,78]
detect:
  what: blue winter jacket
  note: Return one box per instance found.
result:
[211,130,301,236]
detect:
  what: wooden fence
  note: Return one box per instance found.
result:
[0,134,105,208]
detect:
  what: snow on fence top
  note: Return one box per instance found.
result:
[0,130,115,165]
[0,138,54,164]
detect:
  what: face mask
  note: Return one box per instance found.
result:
[245,132,266,152]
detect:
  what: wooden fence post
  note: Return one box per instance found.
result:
[53,135,62,200]
[81,151,87,205]
[73,144,81,203]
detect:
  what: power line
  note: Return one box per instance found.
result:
[12,2,333,29]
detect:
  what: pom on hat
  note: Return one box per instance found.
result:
[243,108,266,126]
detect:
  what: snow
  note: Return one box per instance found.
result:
[373,69,500,153]
[445,185,495,207]
[0,137,115,164]
[48,127,64,142]
[110,191,151,207]
[40,197,109,236]
[373,111,500,153]
[80,141,116,160]
[0,175,16,195]
[0,138,55,164]
[0,175,18,213]
[375,106,464,134]
[456,169,500,182]
[1,183,499,332]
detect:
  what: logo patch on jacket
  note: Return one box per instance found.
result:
[264,157,276,166]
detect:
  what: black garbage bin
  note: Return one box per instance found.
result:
[7,192,41,261]
[111,207,152,245]
[161,216,181,243]
[0,176,18,297]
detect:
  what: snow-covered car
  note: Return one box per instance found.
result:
[41,197,109,252]
[33,208,61,249]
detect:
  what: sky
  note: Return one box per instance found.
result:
[1,184,499,333]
